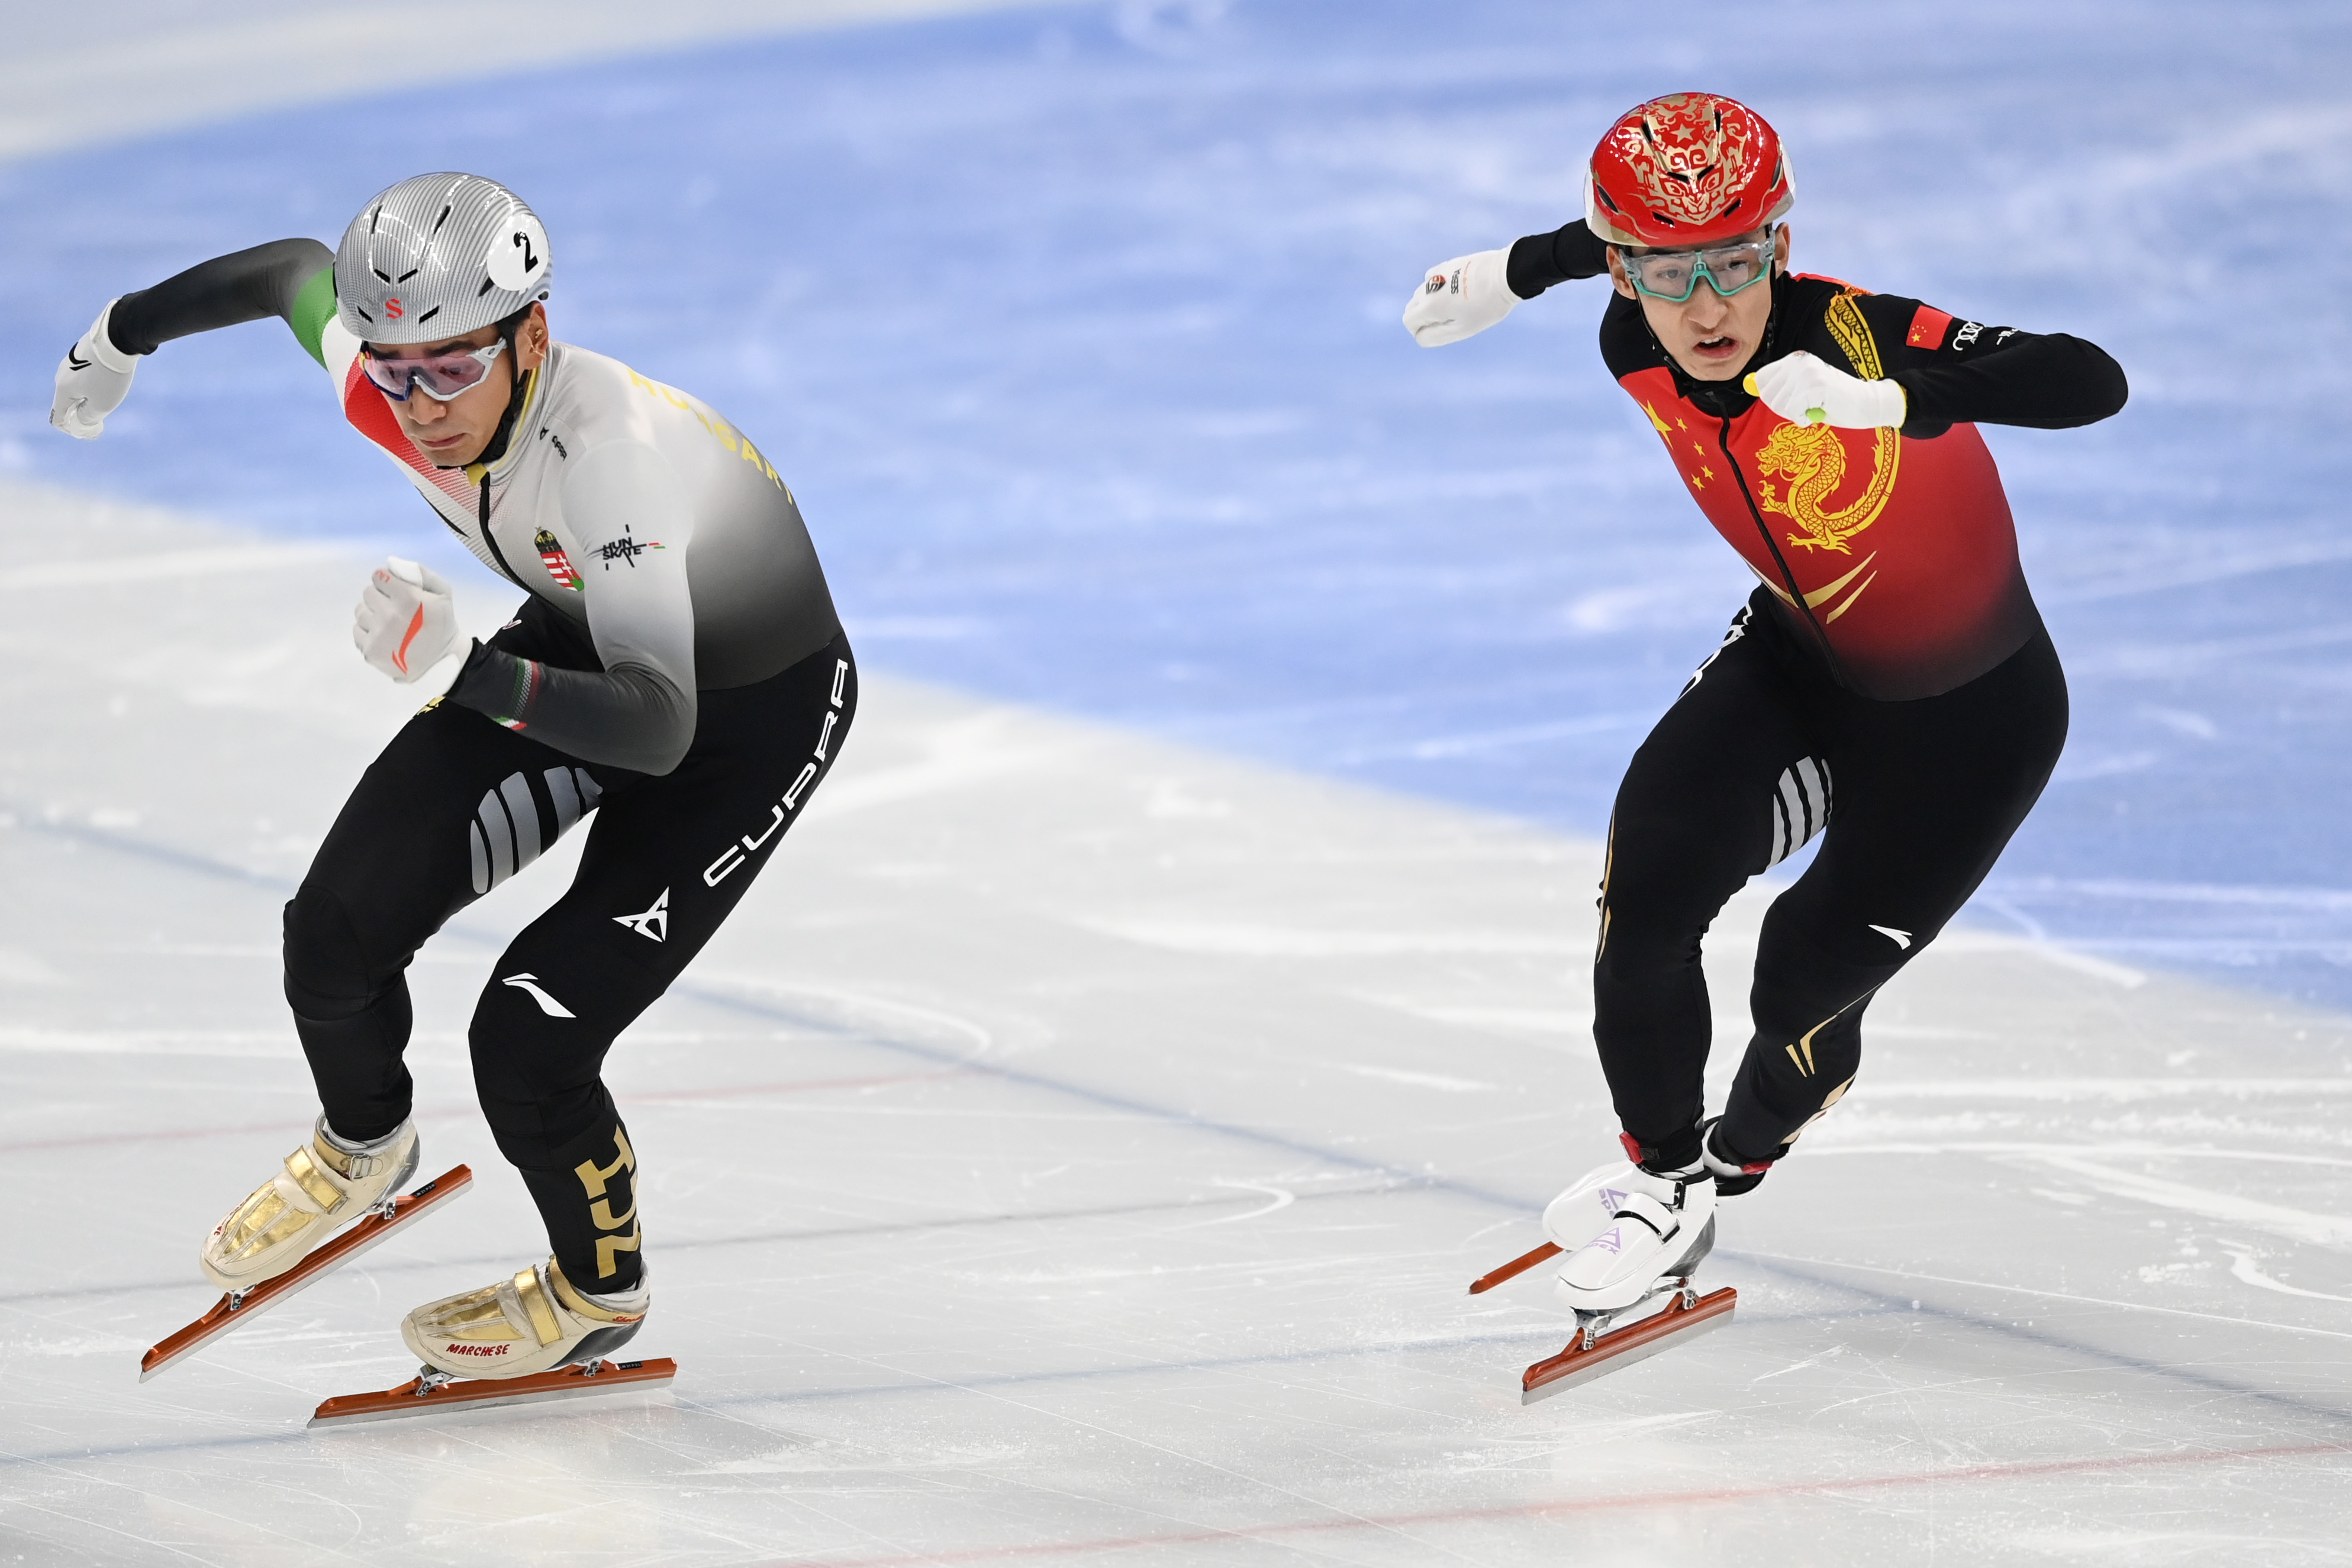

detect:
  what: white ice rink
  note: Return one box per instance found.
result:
[7,4,2352,1563]
[6,486,2352,1564]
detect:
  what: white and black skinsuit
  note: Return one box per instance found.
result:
[103,238,855,1293]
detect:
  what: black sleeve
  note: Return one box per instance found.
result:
[1890,322,2127,434]
[106,239,333,356]
[1507,220,1611,299]
[444,641,697,777]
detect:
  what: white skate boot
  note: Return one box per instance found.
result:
[1544,1159,1716,1314]
[199,1117,420,1292]
[402,1257,646,1380]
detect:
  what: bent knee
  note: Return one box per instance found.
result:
[282,882,382,1019]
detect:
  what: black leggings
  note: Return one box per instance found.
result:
[282,600,855,1292]
[1597,589,2066,1170]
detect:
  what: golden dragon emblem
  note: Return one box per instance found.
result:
[1754,289,1901,556]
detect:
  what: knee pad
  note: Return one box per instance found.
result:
[282,882,377,1021]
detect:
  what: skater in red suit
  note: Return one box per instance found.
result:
[1406,93,2124,1336]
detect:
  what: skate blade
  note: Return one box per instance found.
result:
[1520,1286,1737,1405]
[140,1166,475,1383]
[1467,1240,1561,1295]
[307,1357,677,1428]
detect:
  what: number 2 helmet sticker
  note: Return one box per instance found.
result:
[486,214,550,294]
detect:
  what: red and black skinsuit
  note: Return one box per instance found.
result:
[1508,222,2127,1174]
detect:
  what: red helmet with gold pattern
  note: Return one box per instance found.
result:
[1584,92,1795,249]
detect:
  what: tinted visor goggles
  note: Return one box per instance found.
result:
[359,336,508,402]
[1620,229,1776,303]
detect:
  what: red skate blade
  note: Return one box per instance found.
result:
[307,1357,678,1428]
[140,1165,474,1383]
[1468,1240,1561,1295]
[1520,1286,1737,1405]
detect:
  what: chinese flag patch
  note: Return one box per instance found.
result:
[1906,305,1955,350]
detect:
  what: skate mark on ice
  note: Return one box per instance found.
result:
[1167,1179,1295,1229]
[1731,1248,2352,1344]
[0,543,345,591]
[0,1306,1858,1470]
[0,1181,1418,1308]
[2018,1152,2352,1251]
[1845,1079,2352,1102]
[1747,1343,1847,1384]
[668,976,1534,1214]
[645,1441,2352,1567]
[2221,1246,2352,1304]
[1728,1250,2352,1428]
[686,973,999,1066]
[1333,1063,1497,1092]
[0,1069,974,1156]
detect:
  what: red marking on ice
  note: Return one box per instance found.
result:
[747,1442,2352,1567]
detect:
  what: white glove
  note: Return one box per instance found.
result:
[50,299,140,440]
[353,557,459,683]
[1746,350,1907,429]
[1401,248,1517,347]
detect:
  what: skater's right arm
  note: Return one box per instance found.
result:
[106,239,336,359]
[1401,219,1608,348]
[1504,220,1611,298]
[51,242,336,444]
[50,240,335,438]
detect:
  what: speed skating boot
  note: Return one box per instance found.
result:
[1545,1155,1717,1314]
[402,1257,646,1379]
[199,1117,419,1292]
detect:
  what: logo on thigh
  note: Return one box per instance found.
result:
[613,888,669,943]
[703,658,853,888]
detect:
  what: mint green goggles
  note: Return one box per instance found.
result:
[1621,229,1776,303]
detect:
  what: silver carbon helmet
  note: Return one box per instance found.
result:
[334,172,552,344]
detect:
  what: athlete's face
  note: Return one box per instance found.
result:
[370,305,550,467]
[1608,227,1791,382]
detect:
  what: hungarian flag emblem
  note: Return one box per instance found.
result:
[534,530,584,592]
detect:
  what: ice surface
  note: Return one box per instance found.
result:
[3,485,2350,1564]
[3,4,2351,1561]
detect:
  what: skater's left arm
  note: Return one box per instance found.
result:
[1749,299,2128,435]
[439,441,700,775]
[50,239,334,438]
[104,240,337,360]
[1883,305,2128,435]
